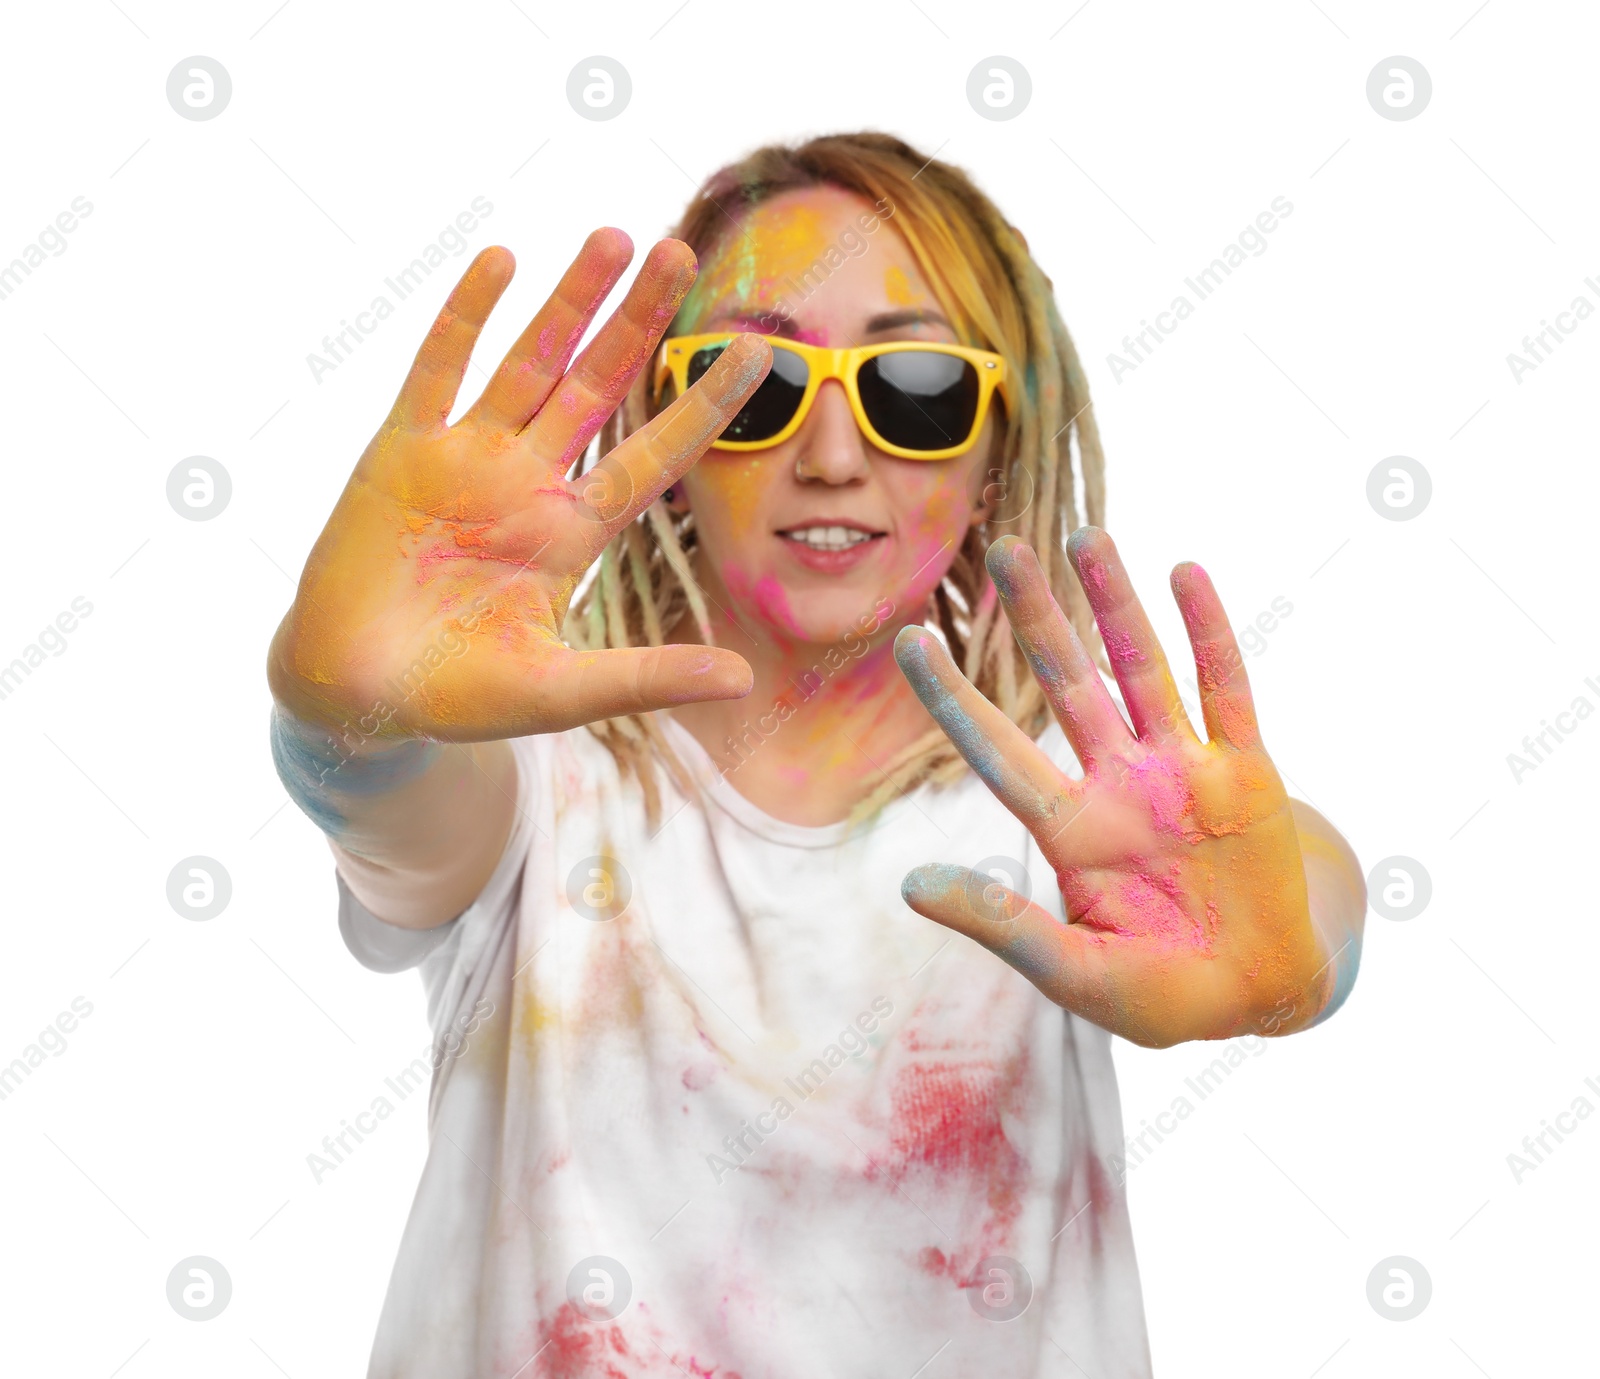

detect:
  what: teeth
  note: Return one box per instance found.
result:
[786,525,875,551]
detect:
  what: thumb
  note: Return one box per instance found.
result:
[521,643,753,733]
[901,863,1114,1024]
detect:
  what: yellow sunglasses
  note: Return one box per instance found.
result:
[654,334,1010,461]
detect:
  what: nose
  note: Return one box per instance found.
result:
[791,379,870,485]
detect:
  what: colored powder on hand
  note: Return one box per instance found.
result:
[1123,755,1198,841]
[1115,870,1211,951]
[1101,627,1144,665]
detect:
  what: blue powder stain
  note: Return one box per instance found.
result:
[1309,933,1364,1028]
[897,638,1011,794]
[269,709,440,837]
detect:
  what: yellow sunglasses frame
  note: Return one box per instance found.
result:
[653,334,1010,461]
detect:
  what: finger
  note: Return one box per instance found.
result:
[1170,562,1260,749]
[519,238,701,472]
[462,227,634,434]
[506,643,754,734]
[1066,527,1195,745]
[574,333,771,548]
[394,246,516,429]
[901,864,1115,1026]
[894,625,1081,842]
[986,535,1133,772]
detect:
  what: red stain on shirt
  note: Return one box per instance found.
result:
[534,1304,633,1379]
[880,1051,1032,1274]
[890,1062,1021,1179]
[530,1303,743,1378]
[682,1063,717,1091]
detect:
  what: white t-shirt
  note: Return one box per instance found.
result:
[338,712,1152,1378]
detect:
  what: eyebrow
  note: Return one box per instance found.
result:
[700,308,954,340]
[701,313,807,340]
[863,309,952,334]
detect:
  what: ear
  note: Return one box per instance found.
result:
[968,439,1005,527]
[970,478,996,526]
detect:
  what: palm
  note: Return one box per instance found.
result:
[269,233,770,741]
[896,530,1326,1048]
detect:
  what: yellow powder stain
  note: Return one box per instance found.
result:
[883,264,921,307]
[683,198,841,325]
[515,991,562,1039]
[697,456,766,532]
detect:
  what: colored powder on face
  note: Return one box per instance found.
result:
[714,560,805,643]
[712,312,832,347]
[692,457,766,538]
[748,574,801,636]
[678,199,837,330]
[883,264,921,307]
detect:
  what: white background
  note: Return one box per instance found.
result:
[1,1,1595,1375]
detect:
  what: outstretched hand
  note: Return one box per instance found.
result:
[268,232,772,742]
[896,530,1335,1048]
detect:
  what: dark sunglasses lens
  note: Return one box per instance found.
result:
[686,343,809,442]
[859,351,980,452]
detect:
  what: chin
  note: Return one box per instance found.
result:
[759,586,901,650]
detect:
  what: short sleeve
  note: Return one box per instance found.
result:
[338,874,462,973]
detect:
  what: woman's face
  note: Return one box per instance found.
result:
[667,185,999,649]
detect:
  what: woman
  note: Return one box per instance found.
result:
[269,132,1364,1378]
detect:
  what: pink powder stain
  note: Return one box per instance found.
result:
[720,313,830,346]
[562,406,616,471]
[747,573,805,639]
[1079,554,1109,597]
[1114,869,1210,951]
[1101,627,1144,665]
[681,1064,717,1091]
[1124,754,1197,840]
[412,543,536,580]
[537,322,559,360]
[1173,586,1209,629]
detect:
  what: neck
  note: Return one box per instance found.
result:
[664,595,939,827]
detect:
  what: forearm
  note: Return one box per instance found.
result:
[270,705,517,929]
[1289,798,1366,1028]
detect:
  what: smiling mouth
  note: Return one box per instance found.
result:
[777,524,887,552]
